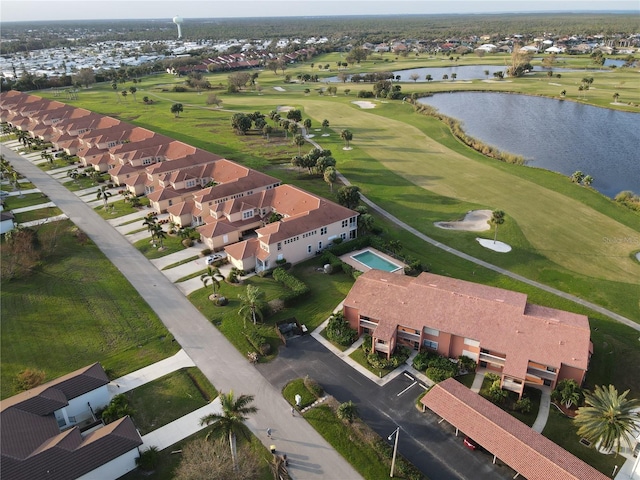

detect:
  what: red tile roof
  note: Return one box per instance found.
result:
[421,379,608,480]
[344,270,591,380]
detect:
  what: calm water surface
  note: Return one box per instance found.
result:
[417,92,640,198]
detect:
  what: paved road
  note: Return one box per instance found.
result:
[2,145,362,480]
[259,335,516,480]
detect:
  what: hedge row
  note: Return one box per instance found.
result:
[272,267,310,305]
[245,327,271,356]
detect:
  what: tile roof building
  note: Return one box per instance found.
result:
[421,379,608,480]
[343,270,593,397]
[1,90,358,273]
[0,363,143,480]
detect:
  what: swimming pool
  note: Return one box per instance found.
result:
[351,250,402,273]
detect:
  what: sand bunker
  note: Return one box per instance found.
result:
[276,105,293,112]
[273,87,286,92]
[352,101,376,109]
[434,210,492,231]
[476,238,512,253]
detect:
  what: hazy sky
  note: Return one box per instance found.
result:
[1,0,637,23]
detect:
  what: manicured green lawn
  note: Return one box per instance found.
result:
[94,199,150,219]
[0,220,178,399]
[349,348,395,378]
[13,206,63,224]
[543,408,625,476]
[134,233,187,259]
[126,367,217,435]
[189,258,354,360]
[1,192,50,210]
[282,378,316,409]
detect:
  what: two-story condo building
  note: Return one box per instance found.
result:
[343,270,593,398]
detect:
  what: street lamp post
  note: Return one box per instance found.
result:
[388,426,400,477]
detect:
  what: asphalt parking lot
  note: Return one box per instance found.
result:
[258,335,516,480]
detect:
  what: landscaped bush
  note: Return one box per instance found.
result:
[136,446,160,472]
[245,327,271,356]
[457,355,477,374]
[327,235,371,256]
[412,351,435,371]
[201,248,212,256]
[325,312,358,346]
[272,267,309,304]
[303,375,324,399]
[100,394,134,424]
[426,367,456,383]
[341,262,354,277]
[515,397,532,413]
[389,346,411,368]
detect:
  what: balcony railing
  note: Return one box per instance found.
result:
[502,379,523,393]
[526,366,557,381]
[375,343,390,353]
[479,352,506,366]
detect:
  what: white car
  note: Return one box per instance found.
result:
[205,254,223,265]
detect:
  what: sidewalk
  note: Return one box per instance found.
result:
[140,398,223,451]
[107,349,195,398]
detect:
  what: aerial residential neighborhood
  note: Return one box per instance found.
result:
[1,4,639,480]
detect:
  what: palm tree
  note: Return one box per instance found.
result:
[303,118,312,131]
[238,284,267,327]
[490,210,505,243]
[201,266,224,298]
[337,401,359,423]
[324,166,337,192]
[553,379,582,409]
[96,185,112,209]
[142,212,158,239]
[293,134,306,155]
[613,92,620,103]
[200,390,258,472]
[340,129,353,149]
[583,175,594,187]
[322,119,330,134]
[151,223,166,249]
[571,171,584,183]
[574,384,640,455]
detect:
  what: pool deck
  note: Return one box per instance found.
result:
[340,247,407,274]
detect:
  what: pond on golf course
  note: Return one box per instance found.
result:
[416,92,640,198]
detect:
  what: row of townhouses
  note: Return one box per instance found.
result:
[0,90,358,272]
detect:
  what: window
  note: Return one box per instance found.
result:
[423,327,439,337]
[423,340,438,350]
[546,366,556,373]
[318,241,323,250]
[277,242,282,251]
[342,220,348,228]
[307,245,312,253]
[320,227,327,235]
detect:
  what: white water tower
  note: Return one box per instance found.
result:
[173,15,183,39]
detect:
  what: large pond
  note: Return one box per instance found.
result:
[327,64,508,82]
[417,92,640,198]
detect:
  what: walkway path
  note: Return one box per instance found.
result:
[2,143,362,480]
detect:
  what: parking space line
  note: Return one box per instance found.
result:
[397,381,417,397]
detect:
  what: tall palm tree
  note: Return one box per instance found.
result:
[200,391,258,472]
[238,284,267,327]
[201,265,224,297]
[337,401,359,423]
[490,210,505,243]
[293,134,306,155]
[151,223,166,249]
[340,129,353,149]
[96,185,112,209]
[324,166,337,192]
[574,384,640,455]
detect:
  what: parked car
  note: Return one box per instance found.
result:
[206,254,223,265]
[463,437,479,450]
[0,191,9,197]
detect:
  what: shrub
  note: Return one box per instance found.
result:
[488,380,508,405]
[426,367,455,383]
[272,267,309,304]
[136,446,160,471]
[341,262,354,277]
[360,334,372,354]
[172,85,187,92]
[215,296,228,306]
[412,351,433,371]
[201,248,212,256]
[303,375,324,398]
[325,312,358,346]
[101,394,134,424]
[457,355,477,374]
[515,397,532,413]
[389,346,411,368]
[245,327,271,355]
[485,372,500,383]
[367,352,391,370]
[15,368,46,392]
